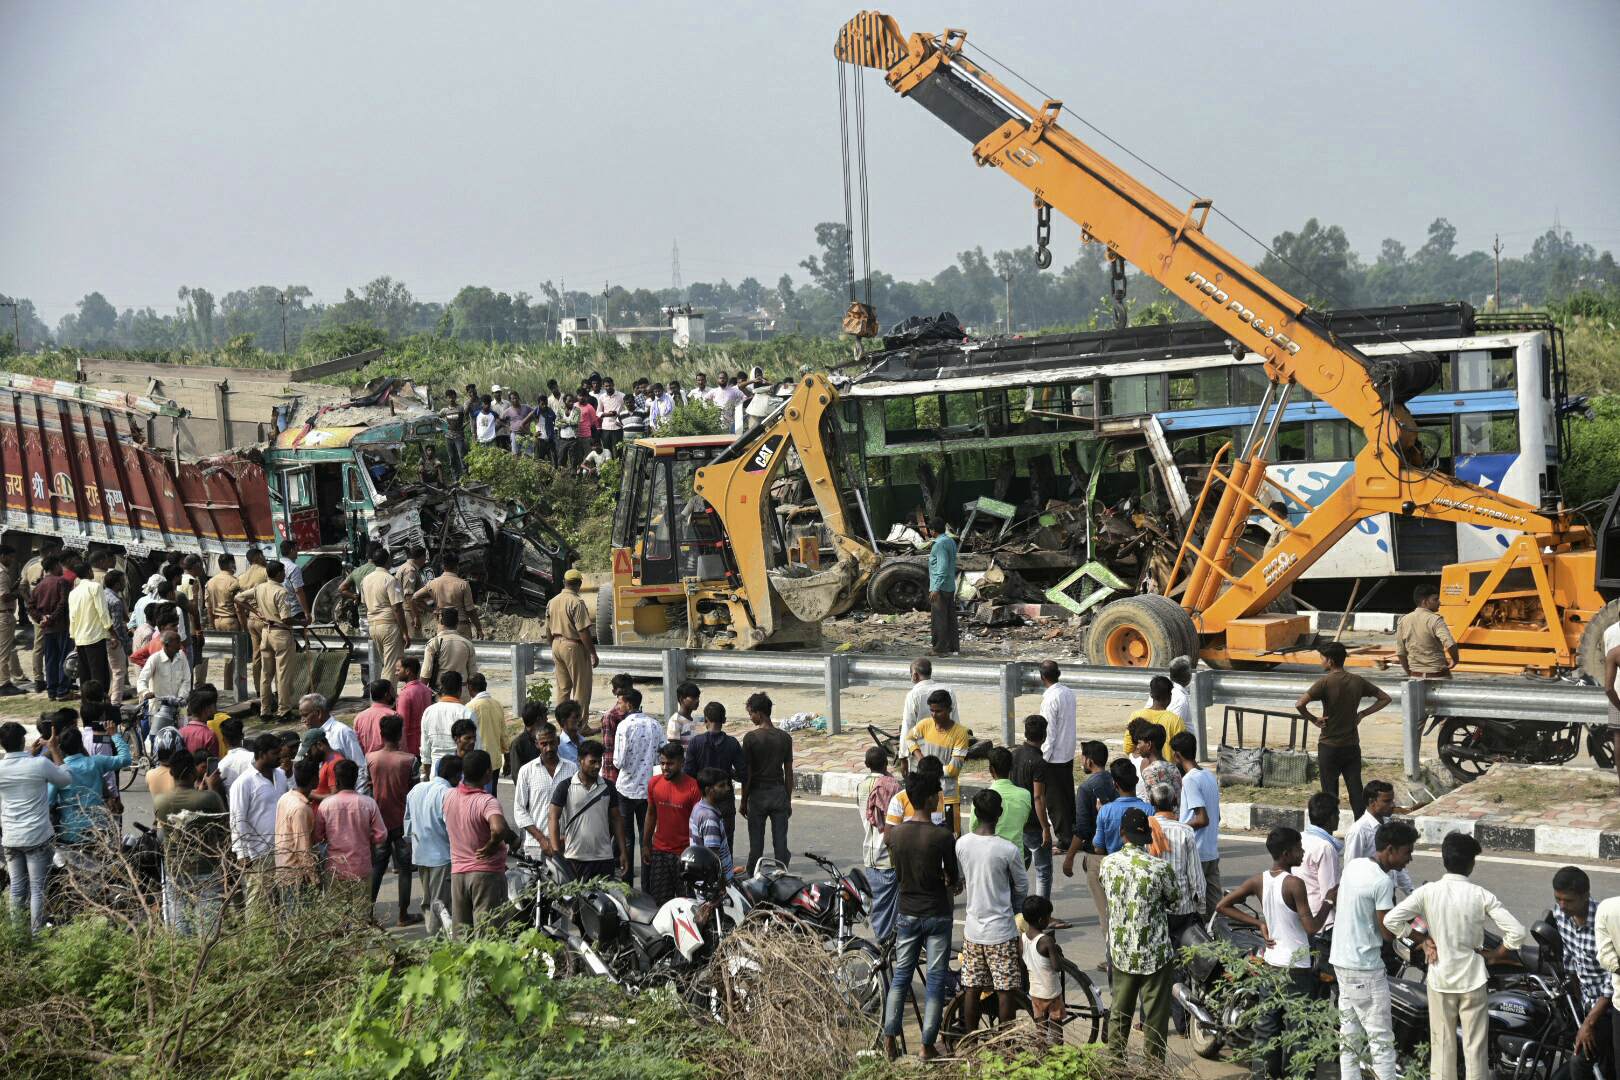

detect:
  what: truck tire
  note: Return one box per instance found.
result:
[1577,599,1620,682]
[596,584,614,647]
[1088,595,1198,669]
[867,560,929,615]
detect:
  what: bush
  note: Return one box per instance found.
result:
[658,400,727,437]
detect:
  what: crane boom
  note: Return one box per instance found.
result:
[836,12,1600,671]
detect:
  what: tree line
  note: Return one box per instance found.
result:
[2,216,1614,357]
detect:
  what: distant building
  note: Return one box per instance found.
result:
[558,307,706,347]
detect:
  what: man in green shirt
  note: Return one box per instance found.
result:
[970,747,1032,858]
[153,748,230,937]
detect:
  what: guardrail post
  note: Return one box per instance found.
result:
[824,654,845,735]
[1189,668,1214,761]
[233,631,252,702]
[511,643,533,714]
[661,649,687,721]
[1402,678,1428,782]
[999,663,1019,747]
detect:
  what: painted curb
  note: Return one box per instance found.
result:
[795,768,1620,859]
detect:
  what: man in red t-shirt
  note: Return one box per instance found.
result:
[443,749,509,929]
[394,657,433,759]
[643,742,702,905]
[366,713,421,926]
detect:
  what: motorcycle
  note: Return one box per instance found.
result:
[1430,713,1615,783]
[738,850,886,1014]
[1389,916,1583,1080]
[1171,906,1274,1059]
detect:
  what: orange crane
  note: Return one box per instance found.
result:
[834,12,1620,674]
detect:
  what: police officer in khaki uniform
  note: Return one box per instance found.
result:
[204,553,242,696]
[546,569,597,717]
[395,546,427,641]
[421,607,478,689]
[0,545,25,693]
[411,552,484,640]
[1396,583,1458,678]
[235,559,304,720]
[235,547,271,697]
[360,545,409,685]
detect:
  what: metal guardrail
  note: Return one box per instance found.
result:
[203,633,1609,776]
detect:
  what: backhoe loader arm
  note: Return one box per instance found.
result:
[836,13,1580,629]
[692,373,880,640]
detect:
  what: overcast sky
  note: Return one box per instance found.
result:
[4,0,1617,323]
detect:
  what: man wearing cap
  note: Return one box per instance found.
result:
[1100,806,1181,1065]
[547,570,598,718]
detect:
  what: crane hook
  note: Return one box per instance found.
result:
[1034,201,1052,270]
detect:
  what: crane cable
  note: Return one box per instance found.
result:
[837,61,873,313]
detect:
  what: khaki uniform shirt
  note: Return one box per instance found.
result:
[360,567,403,627]
[413,572,476,626]
[395,561,424,600]
[205,572,241,628]
[1397,607,1456,672]
[248,581,298,637]
[0,563,18,623]
[422,630,478,686]
[546,590,593,644]
[20,558,43,623]
[236,564,270,592]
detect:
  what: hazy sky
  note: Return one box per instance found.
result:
[4,0,1618,323]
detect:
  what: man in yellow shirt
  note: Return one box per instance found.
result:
[466,672,511,786]
[1124,676,1186,751]
[68,557,114,691]
[906,689,971,834]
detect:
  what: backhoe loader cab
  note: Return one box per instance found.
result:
[599,373,882,651]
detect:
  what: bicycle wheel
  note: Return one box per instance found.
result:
[1055,958,1107,1045]
[118,728,149,791]
[939,986,1034,1054]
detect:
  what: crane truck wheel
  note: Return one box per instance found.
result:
[1576,599,1620,683]
[595,584,615,647]
[866,560,929,615]
[1088,596,1198,669]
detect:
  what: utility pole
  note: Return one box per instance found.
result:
[603,281,611,336]
[671,240,683,299]
[1001,267,1013,335]
[1493,236,1503,313]
[0,300,18,353]
[276,293,288,353]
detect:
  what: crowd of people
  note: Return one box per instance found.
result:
[433,368,790,478]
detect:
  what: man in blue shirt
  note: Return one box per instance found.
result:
[926,517,959,658]
[1086,759,1153,855]
[49,722,132,844]
[405,754,461,932]
[1170,731,1223,919]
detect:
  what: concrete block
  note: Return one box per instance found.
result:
[1475,822,1535,852]
[1535,824,1602,859]
[1413,816,1474,846]
[1253,805,1305,831]
[1219,803,1253,830]
[819,771,866,800]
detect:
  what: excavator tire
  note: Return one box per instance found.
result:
[1088,595,1199,669]
[867,559,929,615]
[1577,599,1620,682]
[595,584,615,647]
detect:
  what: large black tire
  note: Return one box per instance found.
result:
[866,559,929,615]
[595,584,614,647]
[1578,599,1620,681]
[1088,595,1199,668]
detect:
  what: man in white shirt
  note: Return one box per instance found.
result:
[597,378,626,455]
[711,375,745,434]
[1332,819,1418,1080]
[137,631,194,702]
[898,657,960,765]
[1038,660,1078,850]
[1603,619,1620,791]
[647,384,675,430]
[1298,792,1342,931]
[419,670,476,780]
[512,723,577,858]
[228,732,290,915]
[0,721,73,931]
[294,692,370,795]
[1385,833,1524,1080]
[614,697,665,888]
[216,717,257,794]
[474,403,498,446]
[1143,656,1192,725]
[1343,781,1415,893]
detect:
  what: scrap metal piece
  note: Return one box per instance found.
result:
[1045,560,1130,618]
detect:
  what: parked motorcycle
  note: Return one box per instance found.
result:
[1389,916,1582,1080]
[1431,713,1615,783]
[738,850,885,1013]
[1171,908,1273,1059]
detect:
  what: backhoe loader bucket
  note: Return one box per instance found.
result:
[770,557,861,623]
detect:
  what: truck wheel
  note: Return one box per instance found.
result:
[1577,599,1620,681]
[867,560,929,615]
[1088,595,1198,668]
[595,583,614,647]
